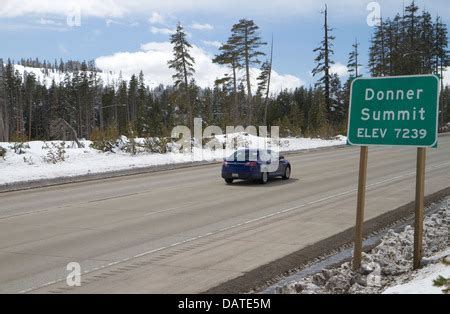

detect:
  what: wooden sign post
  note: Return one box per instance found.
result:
[414,148,426,269]
[347,75,439,271]
[353,146,368,271]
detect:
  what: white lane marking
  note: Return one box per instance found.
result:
[143,203,196,216]
[18,160,450,293]
[0,209,49,220]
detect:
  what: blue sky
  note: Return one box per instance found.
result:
[0,0,448,89]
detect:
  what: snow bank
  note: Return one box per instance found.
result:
[276,199,449,294]
[213,133,347,152]
[0,134,346,185]
[383,249,450,294]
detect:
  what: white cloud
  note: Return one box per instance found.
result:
[268,71,304,93]
[191,23,213,31]
[37,18,62,26]
[106,19,139,27]
[149,12,165,25]
[0,0,126,18]
[330,62,349,77]
[140,42,173,51]
[150,26,175,35]
[0,22,68,32]
[202,40,222,49]
[105,19,120,26]
[95,41,304,92]
[4,0,447,20]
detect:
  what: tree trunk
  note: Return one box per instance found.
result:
[264,37,274,126]
[99,102,104,132]
[440,62,445,129]
[0,106,5,142]
[380,18,386,76]
[77,95,82,137]
[59,118,83,148]
[0,62,7,142]
[355,40,359,78]
[232,61,239,123]
[86,100,91,139]
[19,90,24,135]
[324,5,330,113]
[244,27,253,125]
[181,47,192,128]
[28,99,32,140]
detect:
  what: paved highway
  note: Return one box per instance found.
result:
[1,137,449,293]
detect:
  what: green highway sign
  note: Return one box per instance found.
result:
[347,75,440,147]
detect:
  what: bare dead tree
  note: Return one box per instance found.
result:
[50,118,84,148]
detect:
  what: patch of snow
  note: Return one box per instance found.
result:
[383,249,450,294]
[213,132,346,152]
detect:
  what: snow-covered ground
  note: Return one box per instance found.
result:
[0,133,346,185]
[383,249,450,294]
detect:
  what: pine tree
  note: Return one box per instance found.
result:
[385,15,402,75]
[230,19,267,124]
[135,71,148,136]
[368,2,448,77]
[445,86,450,125]
[48,79,60,126]
[289,99,304,136]
[312,5,335,115]
[91,72,103,135]
[168,23,196,127]
[116,77,128,135]
[5,60,24,136]
[212,37,241,120]
[59,59,65,73]
[23,71,37,140]
[0,59,7,142]
[128,74,138,126]
[77,62,94,138]
[309,88,327,135]
[329,73,345,127]
[369,17,387,77]
[397,1,421,75]
[347,39,362,79]
[256,61,271,97]
[201,87,214,126]
[419,11,435,74]
[211,84,227,127]
[434,16,449,76]
[256,37,273,126]
[189,78,200,121]
[101,84,116,131]
[213,39,240,90]
[434,16,449,128]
